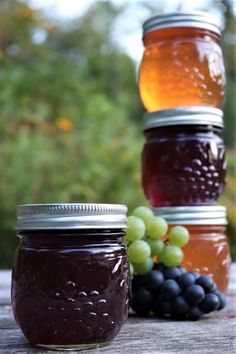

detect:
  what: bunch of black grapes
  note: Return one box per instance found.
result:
[131,264,226,321]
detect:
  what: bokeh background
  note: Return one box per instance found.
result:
[0,0,235,268]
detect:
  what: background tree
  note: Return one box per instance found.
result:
[0,0,235,267]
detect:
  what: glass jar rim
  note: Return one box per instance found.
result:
[143,11,223,36]
[144,106,223,131]
[17,203,128,230]
[153,206,227,225]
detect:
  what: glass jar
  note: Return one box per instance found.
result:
[154,206,231,293]
[142,107,226,207]
[139,12,225,111]
[12,204,129,351]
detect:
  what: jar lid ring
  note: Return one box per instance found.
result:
[144,106,224,130]
[143,11,223,36]
[17,203,128,230]
[153,206,227,225]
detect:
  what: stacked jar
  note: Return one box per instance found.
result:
[139,12,231,292]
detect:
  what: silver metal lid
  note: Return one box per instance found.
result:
[153,206,227,225]
[17,203,128,230]
[143,11,222,36]
[144,107,223,130]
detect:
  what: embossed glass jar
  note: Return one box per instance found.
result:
[142,107,226,207]
[139,12,225,111]
[154,206,231,293]
[12,204,129,351]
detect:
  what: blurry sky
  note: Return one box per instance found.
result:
[29,0,236,63]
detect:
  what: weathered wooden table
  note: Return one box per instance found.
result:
[0,266,235,354]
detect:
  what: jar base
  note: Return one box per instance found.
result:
[36,342,110,351]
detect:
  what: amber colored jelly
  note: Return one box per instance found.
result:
[142,125,226,206]
[12,230,129,350]
[139,27,225,111]
[180,225,230,293]
[154,207,231,293]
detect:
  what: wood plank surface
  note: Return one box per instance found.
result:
[0,266,235,354]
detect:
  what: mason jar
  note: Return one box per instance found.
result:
[139,12,225,111]
[142,107,226,207]
[12,203,129,350]
[154,206,231,293]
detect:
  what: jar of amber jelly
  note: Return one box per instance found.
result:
[154,206,231,293]
[142,107,226,207]
[12,203,129,350]
[139,12,225,111]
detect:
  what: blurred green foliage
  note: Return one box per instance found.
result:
[0,0,235,268]
[220,150,236,260]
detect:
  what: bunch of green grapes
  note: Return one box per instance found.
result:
[125,206,190,275]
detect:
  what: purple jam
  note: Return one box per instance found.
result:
[12,230,129,350]
[142,125,226,207]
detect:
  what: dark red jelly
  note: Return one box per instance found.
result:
[12,204,129,350]
[142,125,226,206]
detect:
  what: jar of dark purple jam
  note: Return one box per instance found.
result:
[12,204,129,351]
[142,107,226,207]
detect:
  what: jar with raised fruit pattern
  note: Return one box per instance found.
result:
[139,12,225,111]
[12,204,129,351]
[142,107,226,207]
[154,206,231,293]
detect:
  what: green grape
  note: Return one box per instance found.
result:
[129,263,134,276]
[133,257,154,275]
[147,216,168,239]
[157,249,165,264]
[162,245,183,267]
[168,226,190,247]
[125,240,130,247]
[133,206,154,227]
[125,216,145,242]
[128,240,151,263]
[147,238,165,257]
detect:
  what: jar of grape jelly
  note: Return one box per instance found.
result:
[142,107,226,207]
[12,203,129,351]
[154,206,231,293]
[139,12,225,111]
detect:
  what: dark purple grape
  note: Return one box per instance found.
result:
[132,274,147,292]
[185,285,205,305]
[188,306,203,320]
[188,271,200,280]
[199,294,220,313]
[152,292,164,315]
[178,273,195,290]
[196,275,214,292]
[173,295,189,315]
[145,270,164,292]
[178,266,187,275]
[130,287,153,316]
[162,279,181,300]
[209,282,218,293]
[158,301,173,316]
[164,267,182,280]
[214,291,226,310]
[154,263,166,272]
